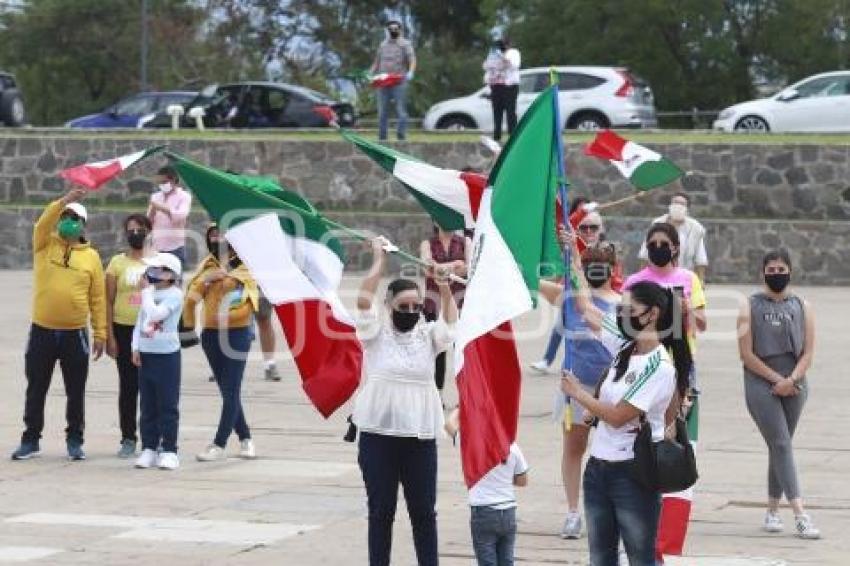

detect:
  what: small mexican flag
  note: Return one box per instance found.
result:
[59,146,164,190]
[369,73,404,88]
[455,85,563,488]
[584,130,682,190]
[341,130,486,230]
[170,155,362,418]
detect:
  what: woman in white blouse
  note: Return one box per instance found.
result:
[353,237,458,566]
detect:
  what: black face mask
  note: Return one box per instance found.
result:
[616,307,650,339]
[583,263,611,289]
[388,30,400,39]
[127,231,146,250]
[392,310,420,333]
[764,272,790,293]
[647,242,674,267]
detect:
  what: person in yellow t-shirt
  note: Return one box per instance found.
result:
[105,213,155,459]
[12,188,107,462]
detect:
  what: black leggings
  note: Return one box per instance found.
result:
[113,323,139,442]
[424,312,446,391]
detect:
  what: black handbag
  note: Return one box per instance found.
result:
[632,413,698,493]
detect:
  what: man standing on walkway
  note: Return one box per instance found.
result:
[484,38,521,142]
[639,192,708,282]
[12,188,106,461]
[371,19,416,141]
[148,165,192,268]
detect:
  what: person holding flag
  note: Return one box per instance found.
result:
[370,19,416,141]
[352,236,457,566]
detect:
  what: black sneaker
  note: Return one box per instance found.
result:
[11,441,40,460]
[66,439,86,461]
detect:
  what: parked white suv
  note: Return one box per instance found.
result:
[714,71,850,132]
[422,66,657,131]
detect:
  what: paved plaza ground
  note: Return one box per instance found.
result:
[0,271,846,565]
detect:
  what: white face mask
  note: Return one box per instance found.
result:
[669,202,687,222]
[159,182,174,193]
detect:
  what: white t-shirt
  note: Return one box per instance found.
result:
[468,443,529,508]
[503,48,521,85]
[589,344,675,462]
[351,307,453,439]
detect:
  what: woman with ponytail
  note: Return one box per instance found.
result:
[558,275,691,566]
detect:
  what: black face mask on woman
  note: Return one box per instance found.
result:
[616,306,650,340]
[647,242,674,267]
[392,310,420,332]
[764,272,791,293]
[126,231,146,250]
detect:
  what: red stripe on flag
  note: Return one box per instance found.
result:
[370,74,404,88]
[583,129,627,162]
[457,321,521,487]
[59,161,123,190]
[460,171,487,221]
[274,300,363,418]
[656,496,692,558]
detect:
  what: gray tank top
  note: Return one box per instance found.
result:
[745,293,805,379]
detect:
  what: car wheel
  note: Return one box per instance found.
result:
[734,115,770,133]
[0,93,25,127]
[436,114,476,130]
[567,111,609,131]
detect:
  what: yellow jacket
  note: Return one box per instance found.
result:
[183,253,259,330]
[32,200,107,341]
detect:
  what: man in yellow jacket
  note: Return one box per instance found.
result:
[12,188,107,461]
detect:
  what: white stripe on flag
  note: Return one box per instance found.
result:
[393,159,475,227]
[612,141,663,178]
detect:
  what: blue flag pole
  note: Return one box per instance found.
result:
[550,70,574,430]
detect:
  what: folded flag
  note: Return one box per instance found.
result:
[455,85,563,488]
[341,129,486,230]
[584,130,683,190]
[59,146,164,190]
[369,73,404,88]
[169,155,361,418]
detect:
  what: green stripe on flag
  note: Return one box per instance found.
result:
[630,159,684,191]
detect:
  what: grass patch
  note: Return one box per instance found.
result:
[2,127,850,145]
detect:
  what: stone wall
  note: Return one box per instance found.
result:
[1,134,849,284]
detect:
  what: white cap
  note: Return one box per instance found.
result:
[143,252,182,277]
[64,202,88,222]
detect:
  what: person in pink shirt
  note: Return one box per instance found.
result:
[147,166,192,268]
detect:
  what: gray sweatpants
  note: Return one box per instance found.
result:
[744,376,808,500]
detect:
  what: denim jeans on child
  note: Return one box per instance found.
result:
[138,350,181,452]
[470,505,517,566]
[583,457,660,566]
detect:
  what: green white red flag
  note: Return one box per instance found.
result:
[455,85,563,487]
[341,130,486,230]
[169,155,362,418]
[584,130,683,190]
[59,146,164,190]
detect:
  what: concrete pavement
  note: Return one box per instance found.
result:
[0,271,847,565]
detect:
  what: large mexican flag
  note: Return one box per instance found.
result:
[169,155,362,418]
[584,130,683,190]
[341,129,486,230]
[455,85,563,488]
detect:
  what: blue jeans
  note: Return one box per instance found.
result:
[201,327,253,448]
[138,351,181,452]
[470,506,516,566]
[542,322,564,365]
[584,457,660,566]
[377,82,408,140]
[358,432,438,566]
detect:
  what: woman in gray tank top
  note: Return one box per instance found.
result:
[736,250,819,539]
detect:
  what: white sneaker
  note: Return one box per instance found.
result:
[529,360,551,374]
[239,439,257,460]
[795,514,821,539]
[157,452,180,470]
[196,444,226,462]
[134,449,157,469]
[560,511,583,539]
[763,510,783,533]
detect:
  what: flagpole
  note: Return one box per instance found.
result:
[550,69,575,430]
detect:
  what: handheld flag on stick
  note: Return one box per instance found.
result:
[584,130,683,190]
[59,146,165,190]
[340,129,486,230]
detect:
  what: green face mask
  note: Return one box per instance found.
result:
[57,218,83,240]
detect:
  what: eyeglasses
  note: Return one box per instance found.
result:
[394,302,422,313]
[578,224,600,233]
